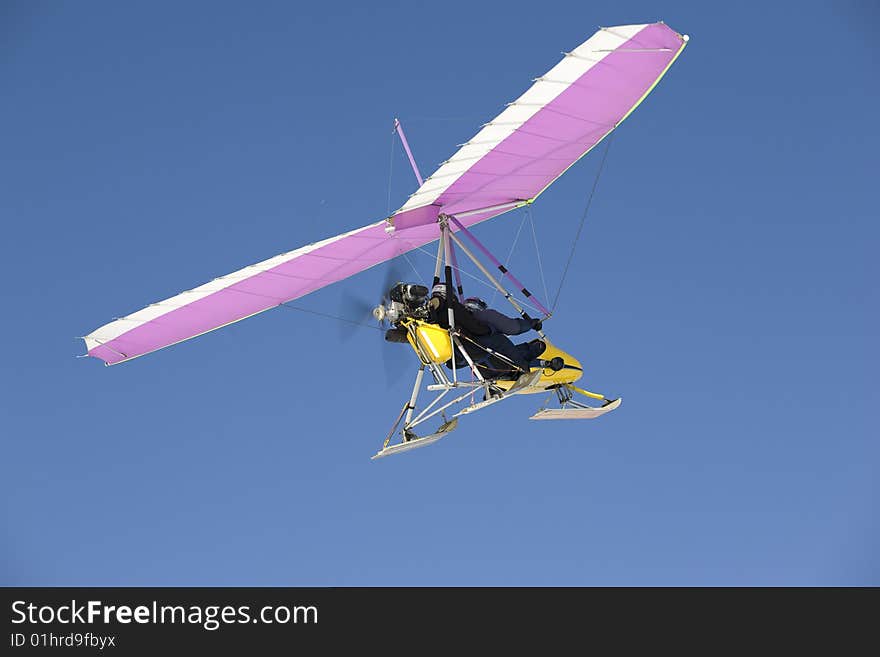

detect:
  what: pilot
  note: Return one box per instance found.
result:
[463,296,542,337]
[463,295,547,371]
[428,284,541,376]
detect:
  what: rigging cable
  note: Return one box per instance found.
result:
[279,303,383,332]
[386,123,396,215]
[386,122,425,284]
[406,243,544,316]
[551,133,614,312]
[488,210,529,306]
[400,249,423,280]
[527,205,550,311]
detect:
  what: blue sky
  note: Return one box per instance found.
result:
[1,0,876,585]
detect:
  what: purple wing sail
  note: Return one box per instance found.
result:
[390,22,687,229]
[84,22,687,365]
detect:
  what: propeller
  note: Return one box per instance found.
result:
[337,260,405,340]
[376,261,410,387]
[337,290,375,342]
[337,259,413,387]
[378,261,407,325]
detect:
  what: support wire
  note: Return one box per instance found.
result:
[551,133,614,312]
[527,205,550,307]
[489,210,528,306]
[279,303,382,331]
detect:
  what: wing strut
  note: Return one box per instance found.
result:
[444,216,548,342]
[447,215,551,319]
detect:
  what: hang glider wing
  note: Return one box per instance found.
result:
[84,220,442,364]
[83,22,686,365]
[389,22,687,230]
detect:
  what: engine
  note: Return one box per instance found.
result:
[373,283,430,341]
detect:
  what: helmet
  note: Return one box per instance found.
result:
[431,283,448,299]
[390,282,428,305]
[463,296,487,312]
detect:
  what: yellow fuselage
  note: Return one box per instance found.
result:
[493,340,582,393]
[404,319,582,392]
